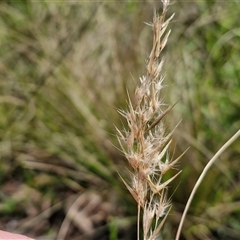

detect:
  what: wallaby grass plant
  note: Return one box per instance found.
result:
[117,1,240,239]
[0,0,240,239]
[117,1,183,239]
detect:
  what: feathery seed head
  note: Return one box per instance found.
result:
[116,1,182,239]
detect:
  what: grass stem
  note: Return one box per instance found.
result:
[175,129,240,240]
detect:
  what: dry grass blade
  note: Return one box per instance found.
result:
[145,101,178,133]
[175,129,240,240]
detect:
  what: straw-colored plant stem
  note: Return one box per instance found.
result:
[116,1,182,239]
[175,129,240,240]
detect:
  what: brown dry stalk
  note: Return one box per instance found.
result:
[116,1,181,239]
[175,129,240,240]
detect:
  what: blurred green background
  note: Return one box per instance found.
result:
[0,1,239,239]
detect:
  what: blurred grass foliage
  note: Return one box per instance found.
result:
[0,1,239,239]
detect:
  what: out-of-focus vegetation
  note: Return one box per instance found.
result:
[0,1,239,239]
